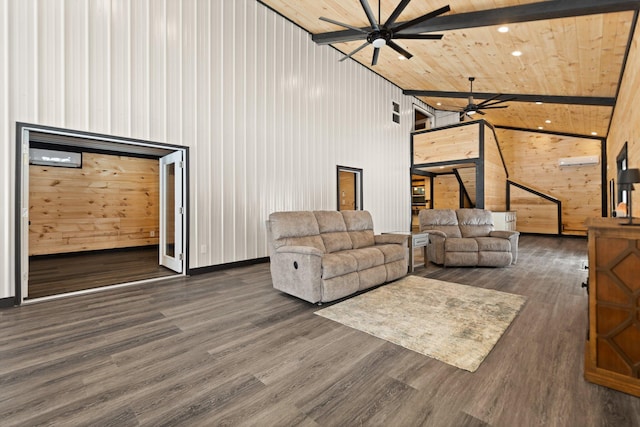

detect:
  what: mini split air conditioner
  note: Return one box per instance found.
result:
[558,155,599,167]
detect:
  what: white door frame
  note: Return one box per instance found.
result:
[160,151,184,273]
[16,123,188,304]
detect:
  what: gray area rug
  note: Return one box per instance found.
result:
[315,275,527,372]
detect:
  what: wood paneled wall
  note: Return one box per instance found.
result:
[456,167,476,206]
[509,186,559,234]
[607,20,640,208]
[433,174,460,209]
[497,128,601,235]
[483,125,507,211]
[29,153,159,256]
[413,123,480,165]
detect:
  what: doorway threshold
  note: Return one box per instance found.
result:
[22,275,184,305]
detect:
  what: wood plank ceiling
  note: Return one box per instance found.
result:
[258,0,639,137]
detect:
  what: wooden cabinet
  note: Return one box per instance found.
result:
[492,211,517,231]
[584,218,640,397]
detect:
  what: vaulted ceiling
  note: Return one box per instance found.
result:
[259,0,639,137]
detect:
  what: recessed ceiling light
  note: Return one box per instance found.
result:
[436,102,442,106]
[538,126,544,130]
[545,119,551,124]
[398,55,407,61]
[498,26,509,33]
[591,131,598,136]
[535,101,543,105]
[511,50,522,57]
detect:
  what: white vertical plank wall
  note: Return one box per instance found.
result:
[0,0,431,299]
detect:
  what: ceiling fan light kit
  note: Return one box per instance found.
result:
[317,0,450,66]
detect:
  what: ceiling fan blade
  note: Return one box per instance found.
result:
[479,105,509,110]
[372,47,380,66]
[478,94,517,108]
[392,5,451,34]
[476,94,502,107]
[319,16,370,34]
[384,0,412,28]
[388,40,413,60]
[339,41,370,62]
[480,96,518,107]
[476,110,486,115]
[394,34,443,40]
[359,0,380,31]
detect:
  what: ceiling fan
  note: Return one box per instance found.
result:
[457,77,516,119]
[318,0,450,66]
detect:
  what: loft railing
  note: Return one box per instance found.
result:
[507,180,562,235]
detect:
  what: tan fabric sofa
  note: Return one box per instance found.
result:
[419,208,519,267]
[267,210,408,304]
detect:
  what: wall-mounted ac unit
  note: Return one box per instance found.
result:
[558,155,599,167]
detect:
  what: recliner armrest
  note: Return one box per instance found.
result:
[374,234,408,245]
[489,230,520,239]
[422,229,447,239]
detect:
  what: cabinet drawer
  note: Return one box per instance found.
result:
[413,234,429,246]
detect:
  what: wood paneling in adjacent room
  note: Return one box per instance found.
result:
[29,153,159,255]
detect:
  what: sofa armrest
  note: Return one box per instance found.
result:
[489,230,519,239]
[489,231,520,264]
[270,245,324,303]
[275,245,324,257]
[374,234,408,245]
[422,229,447,239]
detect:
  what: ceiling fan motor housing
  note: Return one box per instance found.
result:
[367,29,392,47]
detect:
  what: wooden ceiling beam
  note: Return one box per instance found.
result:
[402,91,616,106]
[312,0,640,44]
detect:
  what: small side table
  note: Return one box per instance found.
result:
[383,231,429,272]
[411,232,429,271]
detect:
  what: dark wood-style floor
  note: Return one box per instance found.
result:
[2,235,639,426]
[28,246,177,299]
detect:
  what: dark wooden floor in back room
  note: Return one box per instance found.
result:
[28,246,177,299]
[2,235,639,426]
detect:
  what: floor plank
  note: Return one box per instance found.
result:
[2,235,640,426]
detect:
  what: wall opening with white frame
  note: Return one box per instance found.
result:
[15,123,189,305]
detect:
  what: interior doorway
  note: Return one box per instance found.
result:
[337,166,363,211]
[16,123,188,304]
[414,105,434,131]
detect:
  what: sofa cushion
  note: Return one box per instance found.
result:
[446,252,479,267]
[457,209,494,238]
[269,211,326,252]
[419,209,462,238]
[375,244,406,263]
[358,265,387,290]
[321,272,360,301]
[475,236,511,252]
[314,210,353,253]
[342,210,376,248]
[344,247,385,270]
[478,251,511,267]
[321,252,358,279]
[445,237,478,252]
